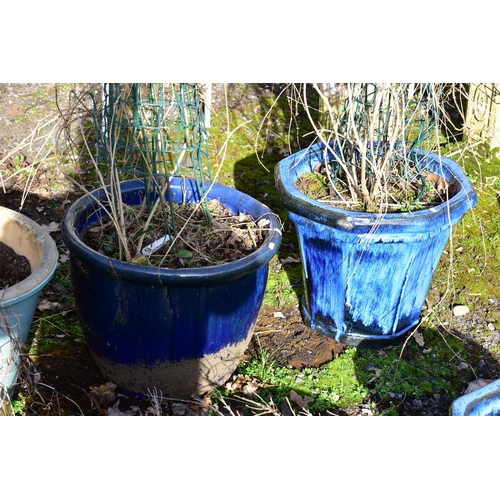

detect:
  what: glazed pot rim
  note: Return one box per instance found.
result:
[275,142,478,232]
[62,178,282,286]
[0,206,58,305]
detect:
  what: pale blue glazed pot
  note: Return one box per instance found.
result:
[275,142,478,348]
[451,379,500,416]
[1,207,58,401]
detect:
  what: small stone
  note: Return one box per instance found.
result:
[453,305,470,316]
[458,361,469,370]
[389,392,404,400]
[413,399,423,410]
[487,323,495,331]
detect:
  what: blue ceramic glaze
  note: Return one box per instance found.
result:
[62,178,281,397]
[451,379,500,416]
[276,142,478,348]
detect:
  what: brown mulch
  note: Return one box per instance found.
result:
[83,198,270,268]
[245,305,346,369]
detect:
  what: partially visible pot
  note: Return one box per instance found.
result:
[62,178,282,398]
[451,379,500,416]
[0,206,58,402]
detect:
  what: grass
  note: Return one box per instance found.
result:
[215,322,477,415]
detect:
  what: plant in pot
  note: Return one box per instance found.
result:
[60,83,282,399]
[0,206,58,408]
[275,83,477,348]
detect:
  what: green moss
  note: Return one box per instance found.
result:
[428,142,500,309]
[296,172,329,199]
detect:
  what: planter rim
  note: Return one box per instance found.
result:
[0,206,58,306]
[62,178,282,286]
[275,142,478,232]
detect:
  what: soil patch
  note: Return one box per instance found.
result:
[245,305,346,369]
[0,241,31,288]
[298,162,457,213]
[83,198,269,268]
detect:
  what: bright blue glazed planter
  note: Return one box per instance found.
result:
[1,206,58,402]
[275,142,478,348]
[61,178,281,398]
[451,379,500,416]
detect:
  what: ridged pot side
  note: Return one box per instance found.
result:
[276,143,478,348]
[62,178,282,398]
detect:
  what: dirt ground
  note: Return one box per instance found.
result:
[1,83,499,416]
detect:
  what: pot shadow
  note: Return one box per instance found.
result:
[229,85,318,306]
[350,322,500,416]
[233,149,305,306]
[243,304,500,415]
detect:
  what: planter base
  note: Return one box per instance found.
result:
[301,298,415,349]
[93,327,255,399]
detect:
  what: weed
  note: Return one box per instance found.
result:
[10,399,24,415]
[252,334,279,381]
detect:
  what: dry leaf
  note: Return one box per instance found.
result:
[225,374,249,393]
[107,401,139,416]
[289,390,314,408]
[90,382,117,403]
[413,331,425,347]
[89,382,118,413]
[41,221,61,233]
[238,213,252,223]
[27,365,41,385]
[273,311,286,319]
[171,402,188,415]
[225,374,261,395]
[37,299,63,312]
[464,379,496,395]
[280,256,301,265]
[242,379,260,396]
[226,231,243,247]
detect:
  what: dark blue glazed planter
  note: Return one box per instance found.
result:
[451,379,500,416]
[275,142,478,349]
[61,178,281,398]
